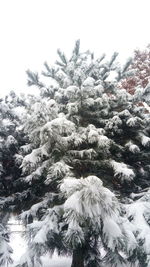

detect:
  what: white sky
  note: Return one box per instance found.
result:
[0,0,150,97]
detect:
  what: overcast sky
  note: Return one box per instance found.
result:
[0,0,150,97]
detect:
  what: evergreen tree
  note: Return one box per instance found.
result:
[0,91,26,198]
[16,41,150,266]
[0,91,28,266]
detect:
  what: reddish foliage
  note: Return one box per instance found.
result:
[136,101,144,107]
[121,46,150,95]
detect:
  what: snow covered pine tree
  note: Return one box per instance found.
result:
[0,92,29,267]
[16,40,150,266]
[0,91,26,198]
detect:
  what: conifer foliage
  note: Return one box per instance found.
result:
[0,223,13,267]
[14,41,150,266]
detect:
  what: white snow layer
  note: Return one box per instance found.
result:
[140,134,150,146]
[111,160,135,181]
[41,252,71,267]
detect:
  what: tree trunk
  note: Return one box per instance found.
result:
[71,247,84,267]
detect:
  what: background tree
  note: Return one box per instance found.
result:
[0,91,28,266]
[120,45,150,106]
[0,91,26,197]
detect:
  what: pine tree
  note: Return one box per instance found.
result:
[0,91,26,198]
[16,41,150,266]
[0,92,28,266]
